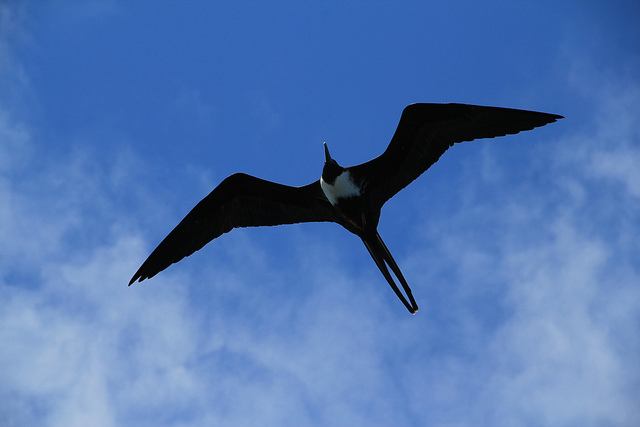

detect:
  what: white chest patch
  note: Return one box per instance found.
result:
[320,171,361,205]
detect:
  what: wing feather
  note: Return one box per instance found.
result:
[129,173,335,284]
[352,103,563,209]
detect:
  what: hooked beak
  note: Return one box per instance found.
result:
[323,142,332,162]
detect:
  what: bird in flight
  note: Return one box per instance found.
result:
[130,103,562,314]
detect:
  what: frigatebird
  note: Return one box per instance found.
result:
[129,103,562,313]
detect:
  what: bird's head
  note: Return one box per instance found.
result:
[322,142,343,184]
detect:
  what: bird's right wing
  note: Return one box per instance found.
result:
[129,173,336,284]
[352,103,563,210]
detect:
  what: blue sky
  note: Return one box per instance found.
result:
[1,1,639,426]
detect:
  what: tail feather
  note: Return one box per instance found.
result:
[362,232,418,314]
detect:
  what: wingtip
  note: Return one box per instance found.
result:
[128,275,141,286]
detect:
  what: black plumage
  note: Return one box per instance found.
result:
[130,103,562,313]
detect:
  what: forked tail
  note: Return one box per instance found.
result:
[362,232,419,314]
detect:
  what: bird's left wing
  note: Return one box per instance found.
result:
[129,173,336,284]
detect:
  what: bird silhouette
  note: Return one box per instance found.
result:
[130,103,562,313]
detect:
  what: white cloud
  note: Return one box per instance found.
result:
[402,58,640,425]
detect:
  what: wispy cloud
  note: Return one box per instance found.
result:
[401,56,640,425]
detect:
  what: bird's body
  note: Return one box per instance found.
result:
[130,103,562,313]
[320,170,361,206]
